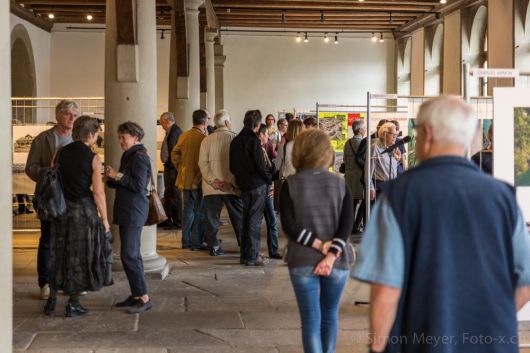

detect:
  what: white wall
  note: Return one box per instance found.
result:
[50,31,105,97]
[222,34,394,131]
[10,14,51,98]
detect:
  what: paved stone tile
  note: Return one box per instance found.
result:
[17,349,94,353]
[187,296,274,312]
[149,297,185,313]
[241,312,300,329]
[13,331,37,351]
[29,331,225,349]
[16,312,138,333]
[167,346,276,353]
[277,345,367,353]
[200,329,302,346]
[96,349,168,353]
[138,312,244,330]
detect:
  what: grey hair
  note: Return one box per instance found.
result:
[117,121,145,141]
[417,96,476,148]
[160,112,175,123]
[378,122,396,141]
[214,109,230,128]
[55,99,79,118]
[73,115,101,142]
[352,120,364,135]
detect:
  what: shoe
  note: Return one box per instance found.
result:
[65,300,88,317]
[128,299,153,314]
[44,296,56,316]
[246,256,269,266]
[190,245,208,251]
[239,257,246,264]
[270,253,283,260]
[80,291,87,296]
[210,247,225,256]
[40,284,50,300]
[114,296,139,307]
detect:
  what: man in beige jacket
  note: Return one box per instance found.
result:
[171,110,207,250]
[198,110,243,256]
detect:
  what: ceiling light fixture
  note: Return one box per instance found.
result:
[281,12,286,23]
[296,32,301,42]
[304,32,309,43]
[324,33,329,43]
[379,32,385,43]
[48,13,54,19]
[226,8,231,13]
[371,32,377,42]
[160,30,165,40]
[87,14,93,20]
[334,33,339,44]
[440,0,447,3]
[320,11,324,22]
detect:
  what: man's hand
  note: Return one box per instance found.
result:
[219,182,233,193]
[370,190,375,200]
[394,148,401,161]
[212,179,224,190]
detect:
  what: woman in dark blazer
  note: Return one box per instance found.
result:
[105,121,152,314]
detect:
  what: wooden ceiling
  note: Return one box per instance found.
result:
[12,0,452,33]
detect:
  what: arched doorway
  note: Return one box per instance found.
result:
[11,24,36,124]
[425,24,443,96]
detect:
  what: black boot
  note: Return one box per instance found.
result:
[65,298,88,317]
[44,296,56,316]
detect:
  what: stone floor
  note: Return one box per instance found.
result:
[11,220,530,353]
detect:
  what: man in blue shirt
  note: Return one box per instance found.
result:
[352,96,530,353]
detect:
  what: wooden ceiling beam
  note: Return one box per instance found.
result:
[10,0,53,31]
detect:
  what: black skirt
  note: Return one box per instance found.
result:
[50,197,112,295]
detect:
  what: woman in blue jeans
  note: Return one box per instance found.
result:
[280,129,354,353]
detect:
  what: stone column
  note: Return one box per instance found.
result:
[169,0,203,131]
[105,0,169,279]
[205,30,217,114]
[410,28,425,96]
[443,11,462,95]
[488,0,514,94]
[214,42,226,110]
[0,0,13,350]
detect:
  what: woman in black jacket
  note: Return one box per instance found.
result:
[105,121,152,314]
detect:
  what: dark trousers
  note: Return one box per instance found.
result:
[119,225,148,297]
[264,194,279,256]
[241,184,267,262]
[204,194,243,248]
[38,220,51,287]
[163,167,182,227]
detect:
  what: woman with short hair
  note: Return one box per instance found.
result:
[45,115,110,317]
[105,121,153,314]
[280,128,354,353]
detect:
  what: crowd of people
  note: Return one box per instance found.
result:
[24,96,530,353]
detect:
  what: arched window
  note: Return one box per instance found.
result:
[463,5,487,96]
[11,24,37,123]
[397,38,411,95]
[424,24,443,96]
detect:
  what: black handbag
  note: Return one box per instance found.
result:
[339,139,356,174]
[102,230,114,286]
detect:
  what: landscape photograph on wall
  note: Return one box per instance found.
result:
[514,107,530,186]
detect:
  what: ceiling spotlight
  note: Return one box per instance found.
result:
[281,12,286,23]
[320,11,324,22]
[379,32,384,43]
[358,0,364,2]
[371,32,377,42]
[48,13,54,19]
[160,29,165,40]
[304,32,309,43]
[324,33,329,43]
[86,14,93,20]
[334,33,339,44]
[296,32,301,42]
[440,0,447,3]
[226,8,231,13]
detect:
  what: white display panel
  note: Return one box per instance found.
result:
[493,87,530,221]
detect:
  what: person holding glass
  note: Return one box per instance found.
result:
[105,121,153,314]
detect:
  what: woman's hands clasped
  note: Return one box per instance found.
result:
[311,239,337,277]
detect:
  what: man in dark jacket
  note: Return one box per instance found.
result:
[25,99,79,300]
[159,112,183,229]
[230,110,272,266]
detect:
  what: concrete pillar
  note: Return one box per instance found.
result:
[105,0,169,279]
[214,43,226,110]
[205,30,217,114]
[410,28,425,96]
[488,0,515,94]
[443,10,462,95]
[169,0,203,131]
[0,0,13,350]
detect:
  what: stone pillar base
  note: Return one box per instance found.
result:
[143,253,171,280]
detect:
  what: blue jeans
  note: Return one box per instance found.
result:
[263,193,279,256]
[289,266,349,353]
[181,189,205,249]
